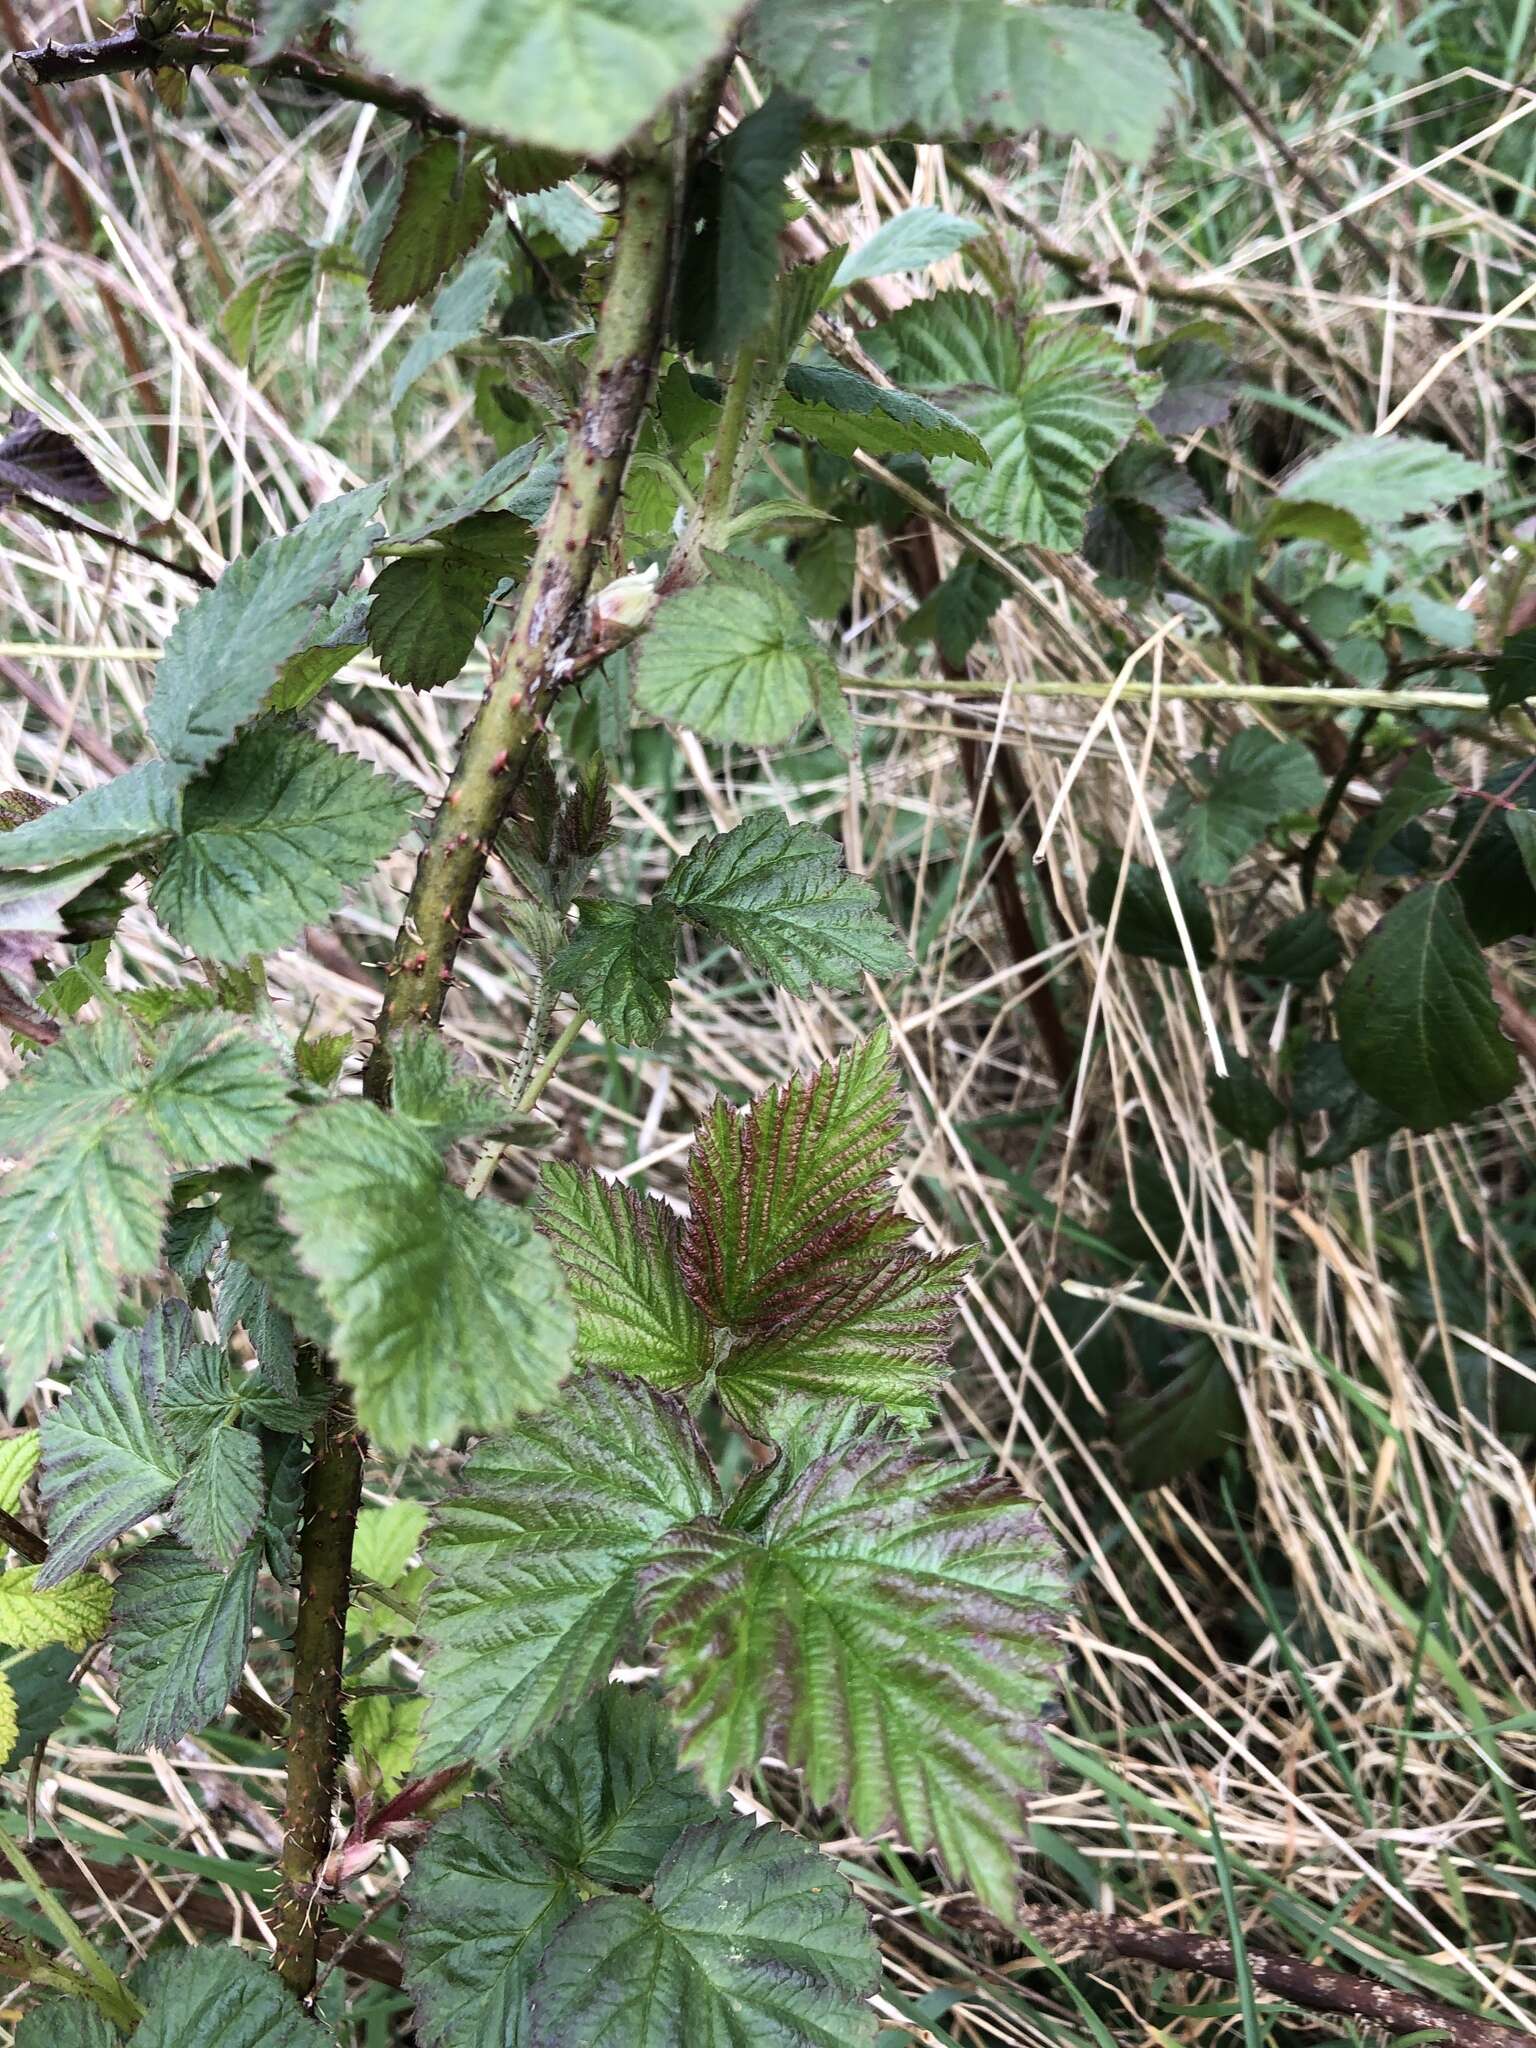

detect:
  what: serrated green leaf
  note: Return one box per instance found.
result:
[1336,881,1517,1131]
[0,1015,292,1403]
[157,1343,236,1455]
[349,1686,426,1796]
[354,1502,429,1589]
[37,1324,181,1587]
[269,590,369,714]
[367,552,500,688]
[643,1438,1069,1921]
[1255,498,1370,561]
[1244,908,1342,985]
[1486,626,1536,717]
[836,205,985,287]
[752,0,1176,161]
[554,901,677,1046]
[1172,730,1327,884]
[527,1815,879,2047]
[151,726,415,961]
[775,361,986,465]
[1278,434,1492,530]
[390,441,547,546]
[388,1027,515,1148]
[271,1101,574,1450]
[170,1424,265,1569]
[680,91,806,363]
[1115,1342,1244,1489]
[634,577,833,746]
[899,555,1008,668]
[148,484,388,773]
[0,1565,110,1651]
[875,298,1137,550]
[15,2001,115,2048]
[418,1370,718,1769]
[371,139,497,312]
[659,814,908,993]
[1292,1041,1401,1168]
[391,255,505,409]
[502,1685,718,1887]
[214,1168,334,1347]
[0,760,183,874]
[111,1539,259,1750]
[355,0,742,157]
[0,1643,77,1769]
[1208,1050,1285,1147]
[404,1798,578,2048]
[0,1430,38,1513]
[131,1945,326,2047]
[538,1163,713,1387]
[1087,855,1215,967]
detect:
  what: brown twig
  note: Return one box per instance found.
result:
[1019,1903,1534,2048]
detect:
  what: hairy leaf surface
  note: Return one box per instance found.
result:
[152,726,415,961]
[554,901,678,1046]
[170,1424,265,1570]
[752,0,1176,160]
[419,1371,717,1769]
[527,1815,879,2046]
[36,1323,181,1587]
[644,1438,1069,1918]
[836,205,986,287]
[775,362,986,465]
[148,484,387,772]
[1278,434,1491,530]
[635,579,833,746]
[272,1101,573,1449]
[111,1540,259,1750]
[659,814,908,993]
[538,1164,713,1386]
[131,1946,326,2047]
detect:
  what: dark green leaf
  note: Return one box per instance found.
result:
[554,901,678,1046]
[131,1945,326,2046]
[1243,909,1342,985]
[170,1424,265,1570]
[1173,730,1327,884]
[370,140,497,312]
[0,1644,77,1769]
[36,1323,181,1587]
[368,553,501,688]
[1115,1345,1244,1489]
[1209,1051,1285,1146]
[1291,1041,1402,1167]
[111,1539,259,1750]
[775,362,986,466]
[898,557,1008,668]
[1486,626,1536,717]
[1087,855,1215,966]
[707,93,806,360]
[527,1815,879,2046]
[1336,881,1517,1130]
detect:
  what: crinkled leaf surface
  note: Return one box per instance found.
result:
[554,901,678,1046]
[1336,881,1517,1130]
[169,1423,265,1569]
[130,1945,327,2047]
[272,1101,573,1450]
[643,1437,1070,1919]
[527,1815,879,2047]
[111,1539,259,1750]
[367,551,501,688]
[775,362,986,465]
[659,814,908,994]
[538,1164,713,1387]
[875,297,1137,550]
[388,1027,515,1148]
[0,1565,111,1651]
[0,1015,292,1402]
[1278,434,1491,530]
[152,725,414,961]
[419,1371,717,1769]
[148,484,387,772]
[37,1322,181,1587]
[354,0,745,158]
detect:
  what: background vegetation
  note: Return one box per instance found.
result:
[0,0,1533,2042]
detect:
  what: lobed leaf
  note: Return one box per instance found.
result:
[418,1371,718,1769]
[1171,729,1327,885]
[643,1436,1070,1919]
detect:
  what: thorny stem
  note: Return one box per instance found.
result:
[464,1007,589,1199]
[363,156,678,1093]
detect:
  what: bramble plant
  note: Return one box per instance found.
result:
[0,1,1533,2044]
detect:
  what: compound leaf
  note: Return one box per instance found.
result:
[554,901,678,1047]
[36,1324,181,1587]
[752,0,1176,161]
[418,1370,718,1769]
[875,298,1137,551]
[152,726,415,961]
[659,814,908,994]
[148,484,388,772]
[169,1424,265,1570]
[353,0,744,159]
[272,1102,574,1450]
[538,1163,713,1388]
[1335,881,1517,1130]
[527,1815,879,2046]
[131,1945,326,2047]
[111,1539,259,1750]
[643,1438,1070,1920]
[370,139,497,311]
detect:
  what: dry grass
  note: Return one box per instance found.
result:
[1,2,1535,2040]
